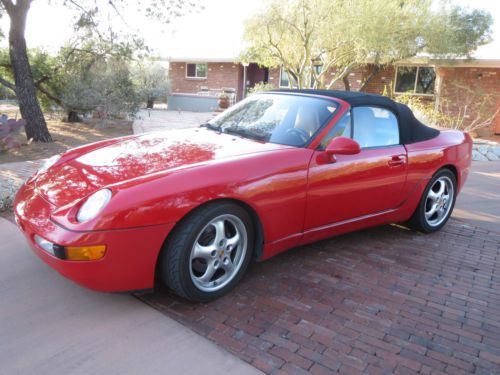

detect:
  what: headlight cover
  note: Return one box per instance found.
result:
[39,154,61,174]
[76,189,112,223]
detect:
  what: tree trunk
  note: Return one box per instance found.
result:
[146,98,155,109]
[6,0,52,142]
[359,65,380,92]
[67,110,80,122]
[342,76,350,91]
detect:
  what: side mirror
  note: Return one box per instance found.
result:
[324,136,360,162]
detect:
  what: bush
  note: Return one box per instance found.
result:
[395,86,499,134]
[249,82,276,94]
[0,114,25,152]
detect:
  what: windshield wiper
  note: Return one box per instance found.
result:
[223,127,267,141]
[200,123,221,132]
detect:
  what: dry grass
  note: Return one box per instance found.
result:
[0,105,133,163]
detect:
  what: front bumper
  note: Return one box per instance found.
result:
[14,182,174,292]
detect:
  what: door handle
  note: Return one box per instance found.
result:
[388,155,406,167]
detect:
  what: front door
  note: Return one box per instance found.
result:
[304,106,408,230]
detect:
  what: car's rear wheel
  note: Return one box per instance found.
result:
[160,202,254,302]
[408,168,457,233]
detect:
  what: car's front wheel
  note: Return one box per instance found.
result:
[160,202,254,302]
[409,168,457,233]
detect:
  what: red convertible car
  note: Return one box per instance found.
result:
[14,90,472,302]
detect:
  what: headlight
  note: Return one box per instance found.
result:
[39,154,61,173]
[76,189,112,222]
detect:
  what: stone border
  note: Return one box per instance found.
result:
[472,139,500,161]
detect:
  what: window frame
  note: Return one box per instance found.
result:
[393,65,435,97]
[279,66,323,89]
[186,63,208,79]
[279,68,297,88]
[317,110,352,151]
[350,106,401,150]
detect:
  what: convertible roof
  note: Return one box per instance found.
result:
[272,89,439,144]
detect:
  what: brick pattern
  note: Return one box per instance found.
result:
[267,65,393,95]
[171,62,500,134]
[169,62,242,98]
[438,67,500,136]
[139,219,500,374]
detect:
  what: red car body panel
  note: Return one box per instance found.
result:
[13,95,472,292]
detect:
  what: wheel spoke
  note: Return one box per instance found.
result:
[425,203,438,219]
[192,243,215,260]
[226,232,240,251]
[436,207,446,221]
[198,262,217,283]
[428,189,439,202]
[212,220,226,246]
[221,257,234,273]
[436,180,445,197]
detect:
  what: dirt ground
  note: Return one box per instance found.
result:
[0,105,133,164]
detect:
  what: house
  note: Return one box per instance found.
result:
[167,56,500,136]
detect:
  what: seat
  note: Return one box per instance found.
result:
[294,106,321,136]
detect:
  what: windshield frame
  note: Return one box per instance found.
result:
[206,92,341,148]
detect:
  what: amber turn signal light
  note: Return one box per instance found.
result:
[65,245,106,261]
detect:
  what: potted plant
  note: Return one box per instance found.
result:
[218,93,230,109]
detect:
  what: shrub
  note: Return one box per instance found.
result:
[394,87,499,134]
[0,179,19,212]
[0,115,26,152]
[249,82,276,94]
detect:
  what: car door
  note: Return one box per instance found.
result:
[304,106,408,231]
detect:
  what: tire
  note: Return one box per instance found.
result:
[408,168,457,233]
[160,202,254,302]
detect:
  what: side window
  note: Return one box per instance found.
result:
[352,107,399,148]
[320,111,352,149]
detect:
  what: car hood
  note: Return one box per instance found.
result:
[35,128,290,207]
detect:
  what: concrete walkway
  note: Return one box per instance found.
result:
[133,109,217,134]
[454,161,500,233]
[0,217,260,375]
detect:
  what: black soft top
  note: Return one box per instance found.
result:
[272,89,439,144]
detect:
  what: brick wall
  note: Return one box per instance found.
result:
[267,65,393,95]
[438,67,500,135]
[171,62,500,134]
[169,62,241,98]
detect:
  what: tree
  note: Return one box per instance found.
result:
[242,0,493,91]
[132,61,170,108]
[62,58,141,120]
[0,0,198,142]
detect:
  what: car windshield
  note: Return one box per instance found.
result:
[207,93,338,147]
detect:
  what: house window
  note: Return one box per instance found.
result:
[279,66,323,88]
[279,69,297,88]
[394,66,435,95]
[186,63,207,79]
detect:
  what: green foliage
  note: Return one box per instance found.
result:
[61,58,141,117]
[131,61,170,104]
[242,0,493,90]
[395,88,499,133]
[249,82,276,94]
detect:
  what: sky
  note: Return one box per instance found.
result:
[0,0,498,59]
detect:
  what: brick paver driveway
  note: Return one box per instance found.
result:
[139,219,500,374]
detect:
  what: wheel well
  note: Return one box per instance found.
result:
[155,198,265,279]
[440,164,459,184]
